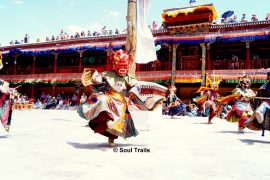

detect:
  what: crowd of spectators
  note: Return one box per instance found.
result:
[7,26,128,46]
[4,21,162,46]
[13,91,89,110]
[221,12,270,24]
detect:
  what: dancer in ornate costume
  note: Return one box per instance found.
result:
[77,46,167,146]
[166,86,187,118]
[0,80,18,132]
[193,76,221,124]
[244,72,270,135]
[0,53,15,132]
[220,75,256,133]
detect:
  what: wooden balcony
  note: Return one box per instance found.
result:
[0,59,269,77]
[211,59,270,70]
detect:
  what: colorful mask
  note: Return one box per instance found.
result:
[239,75,251,90]
[110,50,132,76]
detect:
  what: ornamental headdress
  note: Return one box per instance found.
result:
[196,75,221,93]
[239,75,251,83]
[206,76,221,89]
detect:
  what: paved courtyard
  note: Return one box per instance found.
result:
[0,109,269,180]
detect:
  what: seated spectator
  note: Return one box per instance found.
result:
[56,99,64,109]
[265,13,270,21]
[56,93,62,103]
[240,13,248,22]
[63,98,70,109]
[80,93,87,104]
[59,29,64,39]
[109,30,113,35]
[40,92,46,102]
[46,93,52,102]
[64,32,69,39]
[81,31,85,37]
[71,94,78,106]
[101,26,107,35]
[87,30,91,37]
[33,99,43,109]
[46,37,51,42]
[251,14,258,22]
[221,18,228,24]
[74,32,80,38]
[228,15,238,23]
[115,28,119,34]
[231,54,239,69]
[44,97,57,109]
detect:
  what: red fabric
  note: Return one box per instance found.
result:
[208,108,216,122]
[88,111,118,140]
[238,116,248,128]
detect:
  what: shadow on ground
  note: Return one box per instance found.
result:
[67,141,147,151]
[214,130,255,134]
[239,139,270,145]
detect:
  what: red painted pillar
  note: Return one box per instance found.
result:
[54,53,58,73]
[207,43,212,70]
[136,64,141,72]
[32,55,36,74]
[246,42,251,69]
[79,51,83,73]
[168,44,172,70]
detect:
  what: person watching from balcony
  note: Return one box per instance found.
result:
[74,32,80,39]
[265,13,270,21]
[251,14,258,22]
[240,14,248,22]
[221,17,228,24]
[109,30,113,35]
[24,34,30,43]
[59,29,64,40]
[101,26,107,35]
[87,30,91,37]
[115,28,120,34]
[252,54,260,60]
[231,54,239,69]
[213,56,221,69]
[64,33,69,39]
[81,31,85,37]
[228,15,238,23]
